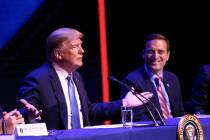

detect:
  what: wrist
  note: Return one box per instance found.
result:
[122,99,130,107]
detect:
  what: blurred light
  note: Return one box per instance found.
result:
[0,0,43,48]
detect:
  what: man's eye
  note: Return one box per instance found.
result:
[158,50,165,54]
[147,50,154,54]
[71,45,79,49]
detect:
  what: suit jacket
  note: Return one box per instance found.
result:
[192,64,210,114]
[18,63,122,130]
[0,106,3,118]
[120,66,184,121]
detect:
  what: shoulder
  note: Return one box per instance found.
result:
[197,64,210,80]
[201,64,210,73]
[163,70,179,81]
[72,71,85,82]
[125,66,146,79]
[25,63,53,79]
[123,66,149,85]
[164,70,177,76]
[203,64,210,68]
[73,71,82,77]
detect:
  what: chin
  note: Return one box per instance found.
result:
[150,66,162,72]
[77,62,83,67]
[150,65,159,70]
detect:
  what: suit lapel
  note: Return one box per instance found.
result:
[72,73,83,109]
[162,73,176,113]
[141,67,162,113]
[72,72,90,126]
[146,79,162,113]
[47,63,68,129]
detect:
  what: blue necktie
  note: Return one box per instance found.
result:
[67,74,81,128]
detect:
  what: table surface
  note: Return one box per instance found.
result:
[11,117,210,140]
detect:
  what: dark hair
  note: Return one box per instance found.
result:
[144,33,170,51]
[46,28,83,61]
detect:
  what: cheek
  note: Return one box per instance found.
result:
[66,51,75,58]
[69,55,76,62]
[146,55,154,61]
[163,55,169,61]
[143,54,151,59]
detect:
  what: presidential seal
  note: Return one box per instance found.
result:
[177,114,204,140]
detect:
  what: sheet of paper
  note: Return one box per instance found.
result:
[84,123,150,129]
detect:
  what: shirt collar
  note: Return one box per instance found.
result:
[144,64,163,81]
[52,62,70,79]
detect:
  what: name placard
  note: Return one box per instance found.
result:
[15,123,48,136]
[0,135,15,140]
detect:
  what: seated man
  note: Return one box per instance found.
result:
[17,27,153,130]
[192,64,210,114]
[0,107,24,134]
[120,33,185,122]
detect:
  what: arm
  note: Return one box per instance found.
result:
[89,91,153,121]
[192,66,210,114]
[17,75,43,123]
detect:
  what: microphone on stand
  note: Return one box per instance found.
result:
[0,106,7,134]
[108,76,159,126]
[108,76,166,126]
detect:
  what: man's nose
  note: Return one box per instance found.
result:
[79,46,84,53]
[152,52,158,59]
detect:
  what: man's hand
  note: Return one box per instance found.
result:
[19,99,42,118]
[122,91,153,107]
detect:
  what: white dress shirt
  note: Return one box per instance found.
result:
[144,64,173,118]
[53,62,84,129]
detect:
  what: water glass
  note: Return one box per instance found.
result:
[121,106,133,128]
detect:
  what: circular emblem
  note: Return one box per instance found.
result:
[177,114,204,140]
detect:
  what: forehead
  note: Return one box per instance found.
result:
[61,38,82,47]
[145,39,168,50]
[70,38,82,45]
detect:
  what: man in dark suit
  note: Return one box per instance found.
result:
[17,28,153,130]
[192,64,210,114]
[121,33,185,122]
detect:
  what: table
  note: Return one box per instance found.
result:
[15,117,210,140]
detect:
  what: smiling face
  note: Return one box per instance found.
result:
[143,39,170,75]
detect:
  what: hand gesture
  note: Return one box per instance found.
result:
[19,99,42,118]
[123,91,153,107]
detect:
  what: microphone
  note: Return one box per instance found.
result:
[0,106,7,134]
[108,76,159,126]
[108,76,166,126]
[108,76,132,91]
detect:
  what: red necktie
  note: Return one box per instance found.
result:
[155,77,170,119]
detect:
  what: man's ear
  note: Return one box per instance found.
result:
[166,51,170,61]
[53,49,62,60]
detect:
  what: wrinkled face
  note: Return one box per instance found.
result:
[55,38,84,72]
[143,39,170,74]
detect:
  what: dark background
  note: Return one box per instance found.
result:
[0,0,209,115]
